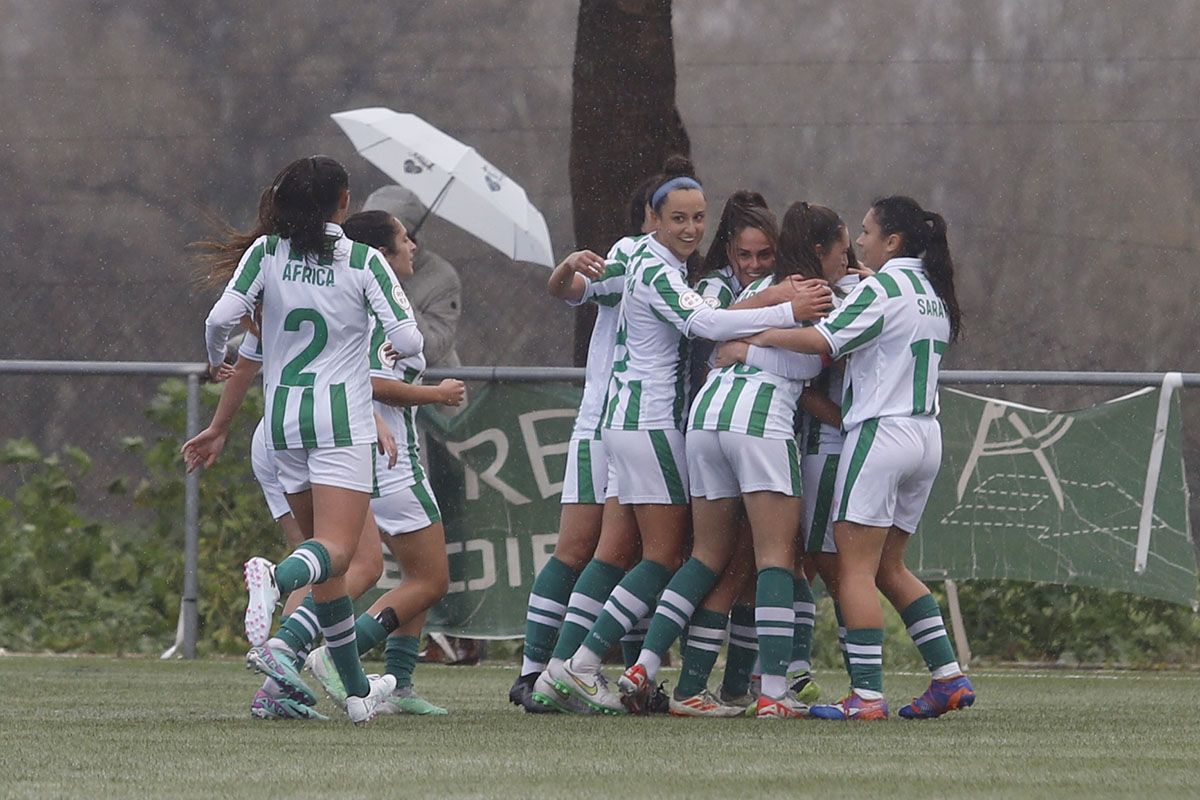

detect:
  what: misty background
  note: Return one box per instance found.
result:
[2,1,1198,515]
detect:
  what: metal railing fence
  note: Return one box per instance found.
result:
[1,359,1197,659]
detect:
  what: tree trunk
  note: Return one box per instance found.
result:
[568,0,690,365]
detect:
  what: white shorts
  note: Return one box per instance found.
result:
[370,476,442,536]
[251,419,291,520]
[834,416,942,533]
[560,437,609,505]
[602,428,688,505]
[801,453,840,554]
[272,445,375,495]
[686,429,801,501]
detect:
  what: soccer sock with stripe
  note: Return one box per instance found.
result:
[385,633,421,689]
[674,608,729,698]
[721,603,759,697]
[273,541,332,592]
[621,615,650,669]
[635,558,719,680]
[550,559,624,663]
[573,560,672,672]
[273,595,320,655]
[789,577,816,675]
[521,556,578,676]
[845,627,885,699]
[353,607,400,655]
[900,593,962,680]
[314,595,370,698]
[834,601,851,677]
[755,567,796,700]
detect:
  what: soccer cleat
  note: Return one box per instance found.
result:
[246,644,316,706]
[645,682,671,715]
[250,688,328,721]
[755,692,809,719]
[304,646,348,708]
[509,673,555,714]
[345,674,396,726]
[378,685,448,716]
[898,675,975,719]
[788,672,821,706]
[810,692,889,721]
[242,557,280,647]
[716,686,756,710]
[530,670,593,715]
[617,664,653,713]
[669,689,746,718]
[547,657,626,715]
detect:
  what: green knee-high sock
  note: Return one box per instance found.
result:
[721,603,758,697]
[576,560,672,667]
[621,615,650,669]
[521,556,579,674]
[845,628,884,694]
[640,558,719,664]
[674,608,729,698]
[354,607,400,655]
[551,560,624,662]
[314,595,369,698]
[274,595,319,655]
[755,567,795,699]
[789,577,815,674]
[900,593,961,679]
[834,601,851,677]
[274,541,332,592]
[385,634,421,689]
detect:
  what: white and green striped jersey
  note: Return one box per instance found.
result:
[688,276,817,439]
[368,321,426,494]
[567,235,647,439]
[814,257,951,431]
[205,223,423,450]
[694,265,741,310]
[603,235,795,432]
[799,274,859,454]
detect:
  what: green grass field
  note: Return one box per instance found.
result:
[2,656,1198,800]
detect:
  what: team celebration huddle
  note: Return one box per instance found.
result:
[185,150,974,726]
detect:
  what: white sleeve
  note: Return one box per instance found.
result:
[205,293,252,367]
[644,266,794,340]
[744,345,824,382]
[363,249,425,358]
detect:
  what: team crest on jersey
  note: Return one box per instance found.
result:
[680,290,705,310]
[703,296,721,309]
[377,340,398,368]
[392,284,412,310]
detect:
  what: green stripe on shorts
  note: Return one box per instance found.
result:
[648,430,686,505]
[808,454,839,552]
[412,479,442,525]
[576,439,597,504]
[786,439,801,497]
[836,419,879,523]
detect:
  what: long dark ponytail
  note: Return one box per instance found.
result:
[193,155,350,289]
[871,195,962,342]
[776,201,844,282]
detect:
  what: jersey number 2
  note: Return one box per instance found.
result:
[281,308,328,387]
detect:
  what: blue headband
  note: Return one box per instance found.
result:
[651,176,703,209]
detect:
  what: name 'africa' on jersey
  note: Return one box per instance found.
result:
[814,257,951,430]
[205,222,423,451]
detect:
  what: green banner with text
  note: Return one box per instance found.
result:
[374,382,1196,637]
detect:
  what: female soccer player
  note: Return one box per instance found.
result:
[743,195,975,720]
[302,209,462,717]
[621,204,831,720]
[547,157,832,714]
[507,177,657,713]
[199,155,424,725]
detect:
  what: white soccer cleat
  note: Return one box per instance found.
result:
[668,689,747,718]
[242,557,280,646]
[531,670,593,714]
[345,674,397,726]
[547,657,626,715]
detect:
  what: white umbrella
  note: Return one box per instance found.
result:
[331,107,554,268]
